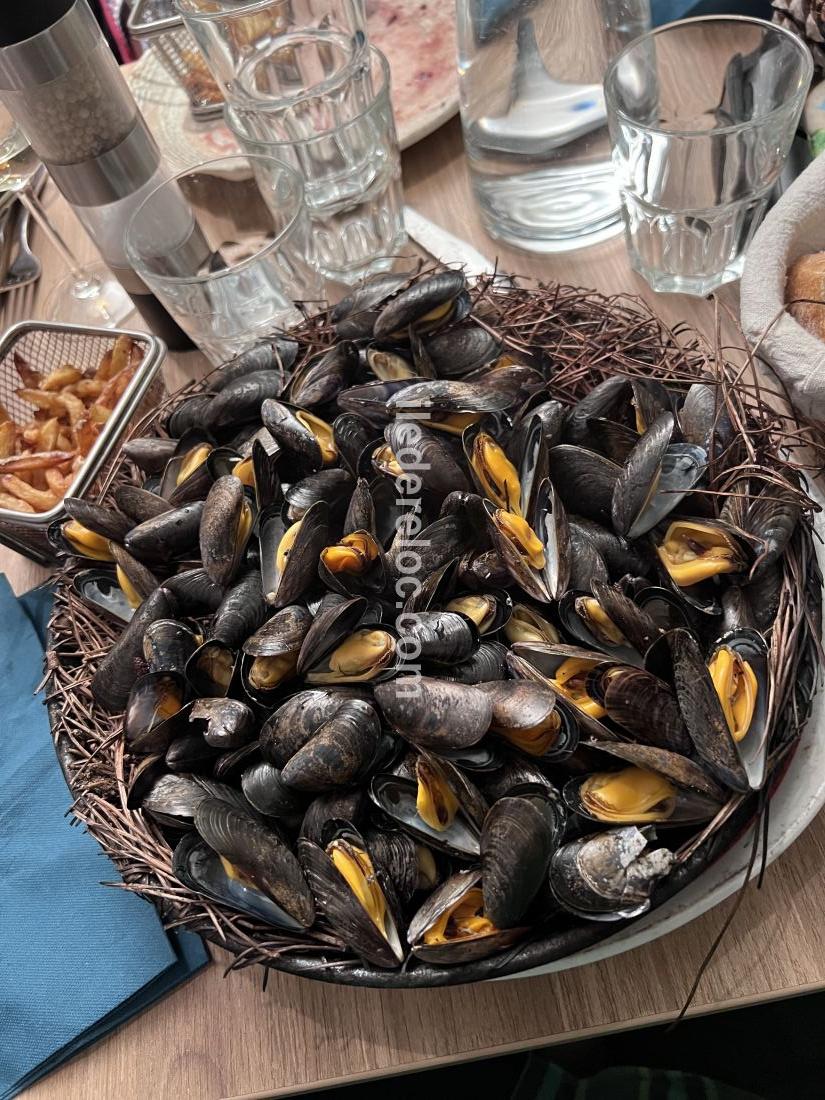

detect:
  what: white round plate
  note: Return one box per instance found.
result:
[503,483,825,981]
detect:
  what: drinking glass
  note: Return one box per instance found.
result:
[125,154,322,363]
[456,0,650,253]
[174,0,368,106]
[0,103,132,326]
[604,16,813,296]
[226,47,405,285]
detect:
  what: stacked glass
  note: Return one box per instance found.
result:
[175,0,407,285]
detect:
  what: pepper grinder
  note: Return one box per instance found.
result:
[0,1,194,349]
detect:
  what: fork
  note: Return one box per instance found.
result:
[1,200,41,295]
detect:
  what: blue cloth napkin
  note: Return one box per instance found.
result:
[0,576,208,1100]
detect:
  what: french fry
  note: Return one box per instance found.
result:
[0,401,11,424]
[45,468,71,495]
[0,491,34,513]
[0,422,16,458]
[38,418,60,451]
[72,379,104,399]
[75,418,99,456]
[94,348,114,381]
[89,405,110,425]
[95,362,137,411]
[22,427,40,446]
[41,365,83,391]
[0,450,75,472]
[30,470,47,491]
[56,431,73,450]
[13,352,41,388]
[16,389,66,415]
[59,390,86,427]
[0,474,59,511]
[109,335,135,377]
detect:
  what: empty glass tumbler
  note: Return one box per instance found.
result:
[125,154,322,363]
[605,16,813,295]
[174,0,368,105]
[226,47,405,285]
[456,0,650,252]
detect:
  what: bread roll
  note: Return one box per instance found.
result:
[786,252,825,340]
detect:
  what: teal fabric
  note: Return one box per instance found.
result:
[0,576,209,1100]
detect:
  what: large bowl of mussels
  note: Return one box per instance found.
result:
[47,271,823,987]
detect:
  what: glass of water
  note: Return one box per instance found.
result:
[225,47,405,285]
[605,16,813,296]
[124,154,322,364]
[456,0,651,253]
[174,0,368,105]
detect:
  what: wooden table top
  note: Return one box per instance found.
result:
[9,114,825,1100]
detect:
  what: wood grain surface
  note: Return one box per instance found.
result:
[8,114,825,1100]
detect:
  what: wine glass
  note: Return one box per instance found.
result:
[0,104,133,327]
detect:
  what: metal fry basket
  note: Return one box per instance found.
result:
[0,321,166,565]
[128,0,224,119]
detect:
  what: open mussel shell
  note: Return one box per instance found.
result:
[594,664,692,755]
[241,761,307,827]
[158,429,215,504]
[364,826,437,906]
[124,670,188,753]
[563,377,630,446]
[143,618,200,674]
[189,798,315,929]
[656,518,748,589]
[506,642,615,730]
[407,868,526,965]
[332,413,379,477]
[239,604,311,702]
[707,628,770,789]
[365,345,418,382]
[304,625,399,685]
[91,586,177,712]
[504,603,560,646]
[549,825,675,922]
[667,628,749,792]
[49,515,117,562]
[298,823,406,968]
[281,698,381,792]
[338,378,418,428]
[199,475,255,587]
[482,784,566,928]
[72,568,135,624]
[558,581,662,667]
[186,640,239,698]
[190,697,256,749]
[463,420,525,515]
[318,528,386,598]
[370,751,486,858]
[287,342,359,407]
[124,500,205,564]
[259,500,329,609]
[549,445,620,527]
[134,772,233,826]
[375,677,492,750]
[261,399,337,471]
[386,378,513,433]
[386,419,472,496]
[610,412,675,538]
[331,270,414,339]
[373,269,467,339]
[109,543,160,607]
[442,590,512,636]
[300,788,367,844]
[479,680,578,761]
[64,497,132,545]
[296,594,369,675]
[563,741,725,828]
[284,469,353,523]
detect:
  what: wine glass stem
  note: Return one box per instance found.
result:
[19,191,93,286]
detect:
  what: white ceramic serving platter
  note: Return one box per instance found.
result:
[504,484,825,981]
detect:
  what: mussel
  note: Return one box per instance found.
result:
[407,869,524,964]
